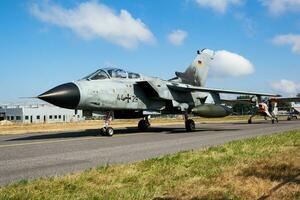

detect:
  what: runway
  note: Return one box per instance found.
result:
[0,120,300,186]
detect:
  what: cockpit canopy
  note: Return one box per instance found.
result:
[83,68,141,80]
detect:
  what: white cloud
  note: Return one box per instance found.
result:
[270,79,300,96]
[272,34,300,53]
[196,0,243,13]
[210,50,255,77]
[234,13,256,37]
[260,0,300,16]
[167,30,188,45]
[30,1,155,49]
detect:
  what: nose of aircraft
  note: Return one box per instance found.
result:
[38,82,80,109]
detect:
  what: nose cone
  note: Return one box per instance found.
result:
[38,82,80,109]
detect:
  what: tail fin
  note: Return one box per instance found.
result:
[175,49,214,86]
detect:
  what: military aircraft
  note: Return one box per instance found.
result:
[223,96,300,124]
[38,49,279,136]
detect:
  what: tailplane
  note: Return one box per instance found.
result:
[175,49,214,86]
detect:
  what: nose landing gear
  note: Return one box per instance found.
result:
[102,127,114,136]
[101,111,114,136]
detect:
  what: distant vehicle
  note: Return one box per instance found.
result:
[286,105,300,121]
[38,49,278,136]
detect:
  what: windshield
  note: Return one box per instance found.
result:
[83,70,109,80]
[83,68,141,80]
[106,68,127,78]
[90,70,109,80]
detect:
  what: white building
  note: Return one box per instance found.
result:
[0,104,84,124]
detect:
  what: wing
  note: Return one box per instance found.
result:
[167,82,280,97]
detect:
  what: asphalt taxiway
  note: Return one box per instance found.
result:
[0,120,300,186]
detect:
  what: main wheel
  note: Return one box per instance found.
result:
[185,119,195,132]
[248,119,252,124]
[272,119,275,124]
[138,119,150,131]
[105,127,114,136]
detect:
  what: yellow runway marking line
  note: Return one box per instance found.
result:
[0,121,261,149]
[0,119,252,135]
[0,137,99,148]
[0,132,153,148]
[0,122,256,149]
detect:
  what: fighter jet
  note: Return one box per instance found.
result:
[38,49,279,136]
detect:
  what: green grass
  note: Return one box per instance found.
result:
[1,130,299,200]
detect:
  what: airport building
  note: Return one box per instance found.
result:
[0,103,84,124]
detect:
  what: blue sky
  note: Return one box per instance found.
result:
[1,0,300,102]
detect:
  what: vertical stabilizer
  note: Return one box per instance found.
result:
[175,49,214,86]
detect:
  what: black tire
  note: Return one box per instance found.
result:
[272,119,275,124]
[287,117,291,121]
[105,127,114,137]
[248,119,252,124]
[138,119,150,131]
[185,119,195,132]
[100,128,106,136]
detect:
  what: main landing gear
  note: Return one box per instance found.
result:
[248,113,256,124]
[248,115,278,124]
[271,118,279,124]
[138,116,151,131]
[184,114,195,132]
[100,112,195,136]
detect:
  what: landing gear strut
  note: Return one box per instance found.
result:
[138,116,151,131]
[184,114,195,132]
[273,117,279,123]
[248,113,256,124]
[101,111,114,136]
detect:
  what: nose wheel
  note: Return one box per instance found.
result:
[101,127,114,136]
[101,111,114,136]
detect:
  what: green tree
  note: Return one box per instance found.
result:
[232,95,253,115]
[277,101,291,110]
